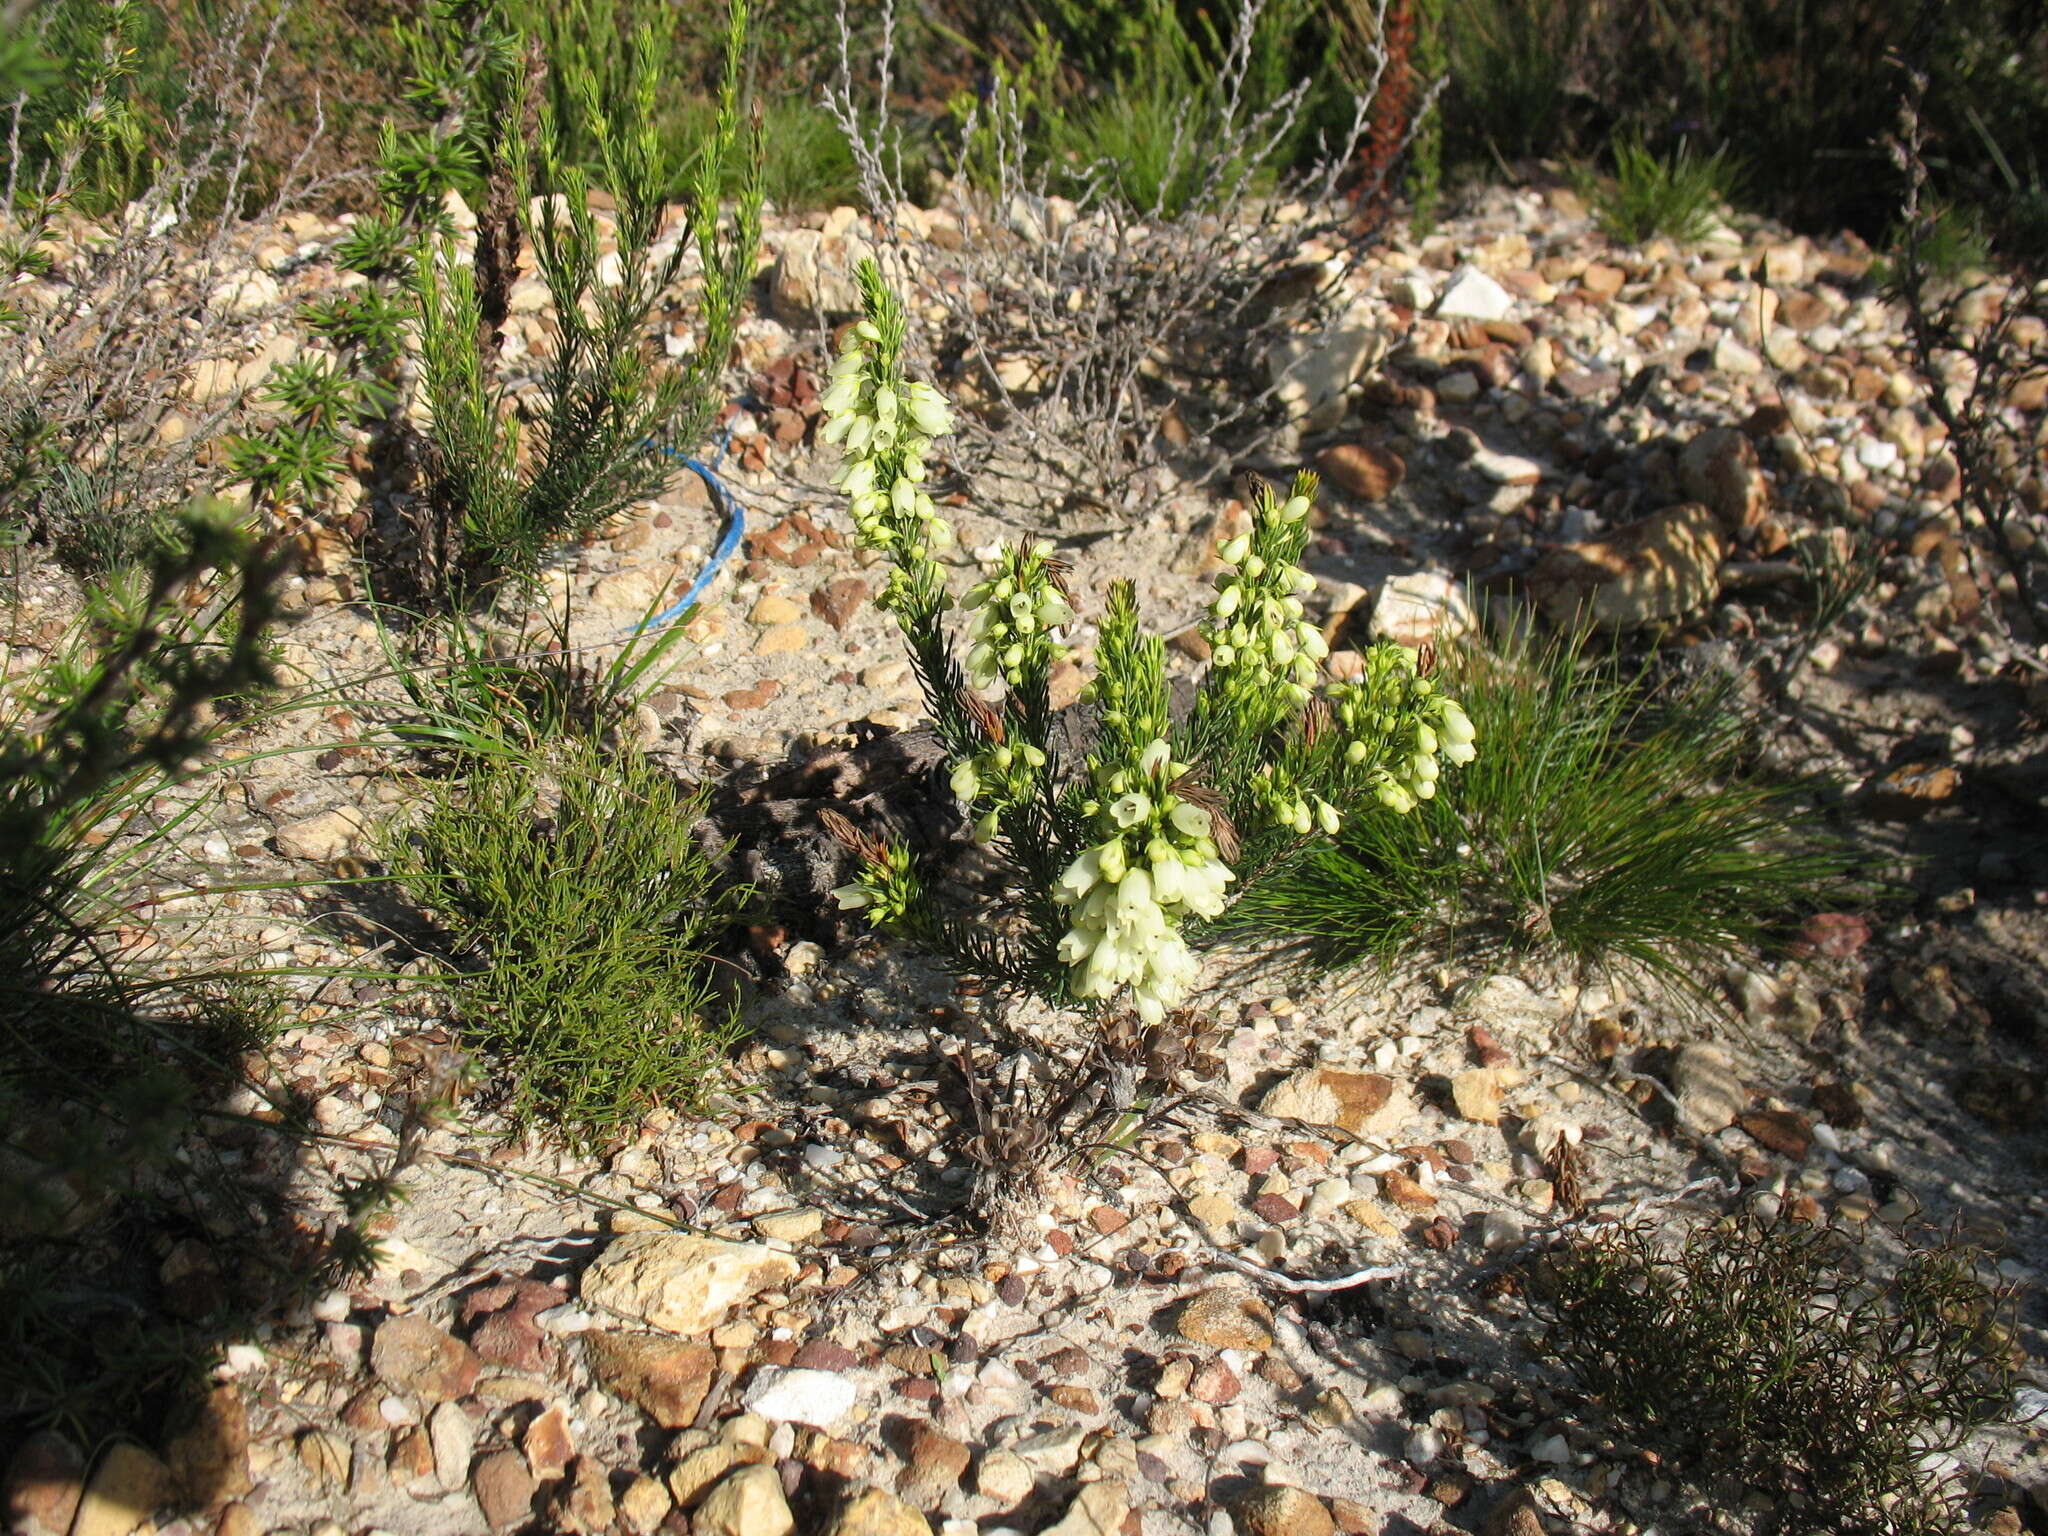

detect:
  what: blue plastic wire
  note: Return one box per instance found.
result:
[629,424,746,635]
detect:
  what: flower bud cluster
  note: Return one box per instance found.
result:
[830,838,921,928]
[962,541,1075,691]
[949,738,1047,844]
[1054,738,1234,1024]
[1204,488,1327,710]
[1249,764,1342,838]
[820,318,956,570]
[1331,643,1478,815]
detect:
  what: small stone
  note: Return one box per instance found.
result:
[1232,1484,1337,1536]
[1040,1480,1129,1536]
[1316,444,1405,502]
[552,1457,615,1534]
[1382,1171,1436,1210]
[750,595,803,625]
[897,1424,971,1510]
[823,1486,931,1536]
[619,1473,673,1534]
[668,1445,773,1507]
[692,1463,794,1536]
[372,1314,482,1403]
[1672,1043,1747,1136]
[273,806,368,862]
[1259,1068,1406,1138]
[1869,762,1958,821]
[1188,1359,1240,1404]
[1175,1289,1274,1352]
[752,1207,825,1244]
[753,623,808,656]
[743,1366,861,1427]
[1437,267,1514,322]
[1450,1068,1504,1125]
[162,1385,251,1509]
[524,1404,574,1480]
[585,1331,718,1427]
[295,1431,350,1495]
[1579,262,1626,299]
[975,1449,1035,1505]
[1739,1109,1813,1160]
[472,1449,539,1529]
[1369,572,1475,648]
[429,1402,476,1492]
[811,578,869,631]
[580,1233,798,1335]
[1329,1497,1378,1534]
[1680,427,1770,530]
[1469,449,1542,486]
[4,1431,86,1536]
[1712,333,1763,374]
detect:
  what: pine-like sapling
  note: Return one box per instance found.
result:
[820,258,1476,1244]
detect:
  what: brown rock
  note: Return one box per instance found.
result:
[552,1457,616,1534]
[372,1314,482,1403]
[388,1427,436,1485]
[1527,503,1725,631]
[1316,443,1406,502]
[1680,427,1770,530]
[1869,762,1958,820]
[824,1486,931,1536]
[295,1430,350,1495]
[1188,1359,1241,1404]
[618,1473,672,1535]
[1739,1110,1813,1160]
[1382,1171,1437,1211]
[897,1423,971,1510]
[463,1279,559,1374]
[1579,262,1626,299]
[1249,1192,1299,1223]
[1041,1480,1129,1536]
[163,1386,251,1510]
[4,1431,85,1536]
[1046,1385,1100,1413]
[213,1502,260,1536]
[1233,1484,1337,1536]
[723,680,782,711]
[1175,1289,1275,1351]
[523,1404,574,1481]
[586,1332,718,1427]
[668,1444,773,1507]
[473,1449,539,1529]
[1329,1497,1378,1535]
[811,577,869,630]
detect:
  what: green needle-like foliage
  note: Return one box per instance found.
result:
[383,737,741,1146]
[1230,622,1847,994]
[410,0,763,601]
[1536,1214,2023,1536]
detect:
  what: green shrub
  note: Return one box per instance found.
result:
[404,0,763,601]
[1535,1214,2023,1536]
[383,738,741,1146]
[1229,623,1844,994]
[1578,132,1742,245]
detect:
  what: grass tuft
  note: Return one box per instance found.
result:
[1534,1214,2023,1536]
[1228,623,1847,997]
[1578,133,1742,245]
[383,737,741,1148]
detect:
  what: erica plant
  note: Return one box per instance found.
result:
[821,259,1474,1240]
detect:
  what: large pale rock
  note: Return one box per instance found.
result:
[581,1234,797,1336]
[822,1487,930,1536]
[1233,1484,1337,1536]
[69,1445,173,1536]
[692,1463,794,1536]
[1370,571,1475,648]
[1258,1069,1407,1138]
[770,227,875,320]
[1436,266,1514,321]
[742,1366,860,1427]
[1527,503,1725,630]
[1270,323,1383,431]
